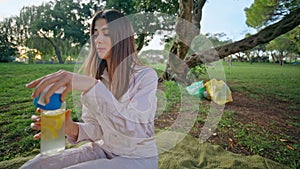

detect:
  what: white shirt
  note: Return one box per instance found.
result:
[68,65,158,158]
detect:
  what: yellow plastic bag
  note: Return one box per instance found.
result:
[204,78,233,105]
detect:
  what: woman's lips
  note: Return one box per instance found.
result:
[97,47,106,52]
[96,44,106,52]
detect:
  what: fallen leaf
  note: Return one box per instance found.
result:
[279,139,295,143]
[286,145,294,150]
[280,139,288,142]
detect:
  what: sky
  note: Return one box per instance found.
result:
[0,0,50,19]
[201,0,256,40]
[0,0,256,50]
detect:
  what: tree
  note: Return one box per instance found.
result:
[155,0,300,81]
[287,26,300,61]
[160,0,206,82]
[266,26,300,65]
[105,0,179,52]
[250,44,267,63]
[18,0,99,63]
[106,0,137,15]
[245,0,278,30]
[183,3,300,67]
[185,33,232,64]
[245,0,299,30]
[0,19,17,62]
[244,0,300,65]
[104,0,300,81]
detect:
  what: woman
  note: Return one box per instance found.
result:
[21,9,158,169]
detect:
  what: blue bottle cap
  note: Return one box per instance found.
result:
[33,93,62,110]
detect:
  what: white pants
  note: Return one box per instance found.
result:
[20,142,158,169]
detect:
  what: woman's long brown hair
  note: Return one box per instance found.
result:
[83,9,140,100]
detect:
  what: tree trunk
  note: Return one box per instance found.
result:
[279,51,284,66]
[55,39,64,64]
[159,0,206,82]
[44,36,64,64]
[55,46,63,64]
[229,55,232,67]
[136,33,146,53]
[236,53,244,62]
[184,7,300,68]
[271,52,277,63]
[258,56,262,63]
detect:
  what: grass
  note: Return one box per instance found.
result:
[217,114,299,169]
[158,62,299,168]
[0,63,76,161]
[224,62,300,103]
[151,61,300,103]
[0,62,299,168]
[220,63,299,169]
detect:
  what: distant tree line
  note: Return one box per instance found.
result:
[0,0,103,63]
[0,0,299,71]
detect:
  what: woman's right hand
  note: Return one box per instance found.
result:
[26,70,97,104]
[30,108,79,140]
[30,108,42,140]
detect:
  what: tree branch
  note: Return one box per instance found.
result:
[136,32,146,52]
[184,7,300,68]
[39,31,56,48]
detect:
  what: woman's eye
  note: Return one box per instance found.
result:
[102,28,110,36]
[92,30,110,38]
[93,33,98,38]
[103,31,110,36]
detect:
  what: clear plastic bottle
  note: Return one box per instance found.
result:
[33,86,66,155]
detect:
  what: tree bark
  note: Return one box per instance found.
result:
[43,35,64,64]
[279,51,284,66]
[136,33,146,53]
[54,46,63,64]
[184,7,300,68]
[271,52,277,63]
[159,0,206,82]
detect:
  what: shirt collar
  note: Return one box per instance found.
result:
[101,69,109,82]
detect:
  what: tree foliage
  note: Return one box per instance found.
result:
[245,0,300,65]
[188,33,232,55]
[266,26,300,64]
[105,0,179,51]
[1,0,299,67]
[27,0,93,63]
[185,7,300,68]
[0,19,17,62]
[1,0,101,63]
[245,0,300,29]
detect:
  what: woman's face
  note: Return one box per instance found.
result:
[93,18,112,60]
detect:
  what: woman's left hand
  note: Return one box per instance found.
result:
[26,70,97,103]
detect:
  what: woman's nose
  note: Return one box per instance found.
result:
[95,33,104,43]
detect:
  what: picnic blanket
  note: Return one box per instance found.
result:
[0,134,290,169]
[158,133,290,169]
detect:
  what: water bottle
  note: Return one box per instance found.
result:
[33,85,66,155]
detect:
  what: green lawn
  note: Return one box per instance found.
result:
[0,63,76,161]
[153,61,300,169]
[224,62,300,103]
[0,62,299,168]
[151,61,300,103]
